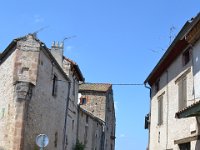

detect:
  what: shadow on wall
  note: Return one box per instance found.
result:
[195,117,200,150]
[195,140,200,150]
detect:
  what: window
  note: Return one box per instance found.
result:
[183,49,191,66]
[155,79,160,93]
[52,74,58,96]
[73,81,76,96]
[72,120,74,130]
[179,142,190,150]
[54,132,58,148]
[158,95,163,125]
[80,98,87,105]
[178,76,187,111]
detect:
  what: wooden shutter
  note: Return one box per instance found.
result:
[178,80,183,110]
[178,77,187,110]
[182,77,187,108]
[158,96,163,125]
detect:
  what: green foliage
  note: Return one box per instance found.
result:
[74,140,85,150]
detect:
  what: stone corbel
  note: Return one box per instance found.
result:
[14,81,34,101]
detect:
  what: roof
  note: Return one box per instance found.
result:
[79,83,112,92]
[144,13,200,86]
[0,34,70,81]
[79,107,105,124]
[63,56,85,82]
[175,100,200,118]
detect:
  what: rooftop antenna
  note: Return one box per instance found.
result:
[62,35,77,43]
[32,26,49,38]
[169,26,176,45]
[62,35,77,49]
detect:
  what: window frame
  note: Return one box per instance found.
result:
[157,94,163,126]
[155,79,160,93]
[178,76,187,111]
[182,48,191,66]
[52,74,58,97]
[80,97,87,105]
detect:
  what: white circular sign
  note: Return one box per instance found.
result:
[36,134,49,148]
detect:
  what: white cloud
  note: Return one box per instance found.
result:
[119,134,126,138]
[34,15,44,23]
[66,46,73,52]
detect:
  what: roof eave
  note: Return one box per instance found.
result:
[144,22,194,86]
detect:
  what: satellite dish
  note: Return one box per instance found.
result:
[36,134,49,148]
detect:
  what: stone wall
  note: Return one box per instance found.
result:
[0,48,17,150]
[80,92,106,121]
[62,58,80,150]
[77,108,104,150]
[79,89,115,150]
[23,47,69,150]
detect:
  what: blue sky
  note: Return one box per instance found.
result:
[0,1,200,149]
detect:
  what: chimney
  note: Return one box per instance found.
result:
[50,41,64,67]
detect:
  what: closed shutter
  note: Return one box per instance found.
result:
[178,80,183,110]
[178,77,187,110]
[182,77,187,108]
[158,95,163,125]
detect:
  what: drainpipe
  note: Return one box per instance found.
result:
[166,70,169,149]
[76,104,80,143]
[144,83,151,150]
[63,81,71,150]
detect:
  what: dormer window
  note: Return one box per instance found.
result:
[183,49,191,66]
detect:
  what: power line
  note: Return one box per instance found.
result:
[112,83,144,86]
[55,79,144,86]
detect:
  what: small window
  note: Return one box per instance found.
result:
[73,80,76,96]
[80,98,87,105]
[155,79,160,93]
[179,142,190,150]
[52,74,58,96]
[183,49,190,66]
[54,132,58,148]
[72,120,74,130]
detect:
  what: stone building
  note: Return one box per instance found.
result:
[0,34,116,150]
[79,83,116,150]
[0,33,87,150]
[0,34,71,150]
[50,41,85,150]
[77,107,104,150]
[144,13,200,150]
[62,57,84,150]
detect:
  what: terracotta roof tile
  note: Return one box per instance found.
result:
[175,100,200,118]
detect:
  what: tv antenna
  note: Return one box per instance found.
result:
[63,35,77,43]
[169,26,176,44]
[32,26,49,37]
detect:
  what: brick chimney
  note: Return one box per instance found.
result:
[50,41,64,67]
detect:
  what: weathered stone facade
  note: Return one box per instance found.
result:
[145,13,200,150]
[0,34,115,150]
[79,83,116,150]
[62,57,84,150]
[0,34,70,150]
[77,108,104,150]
